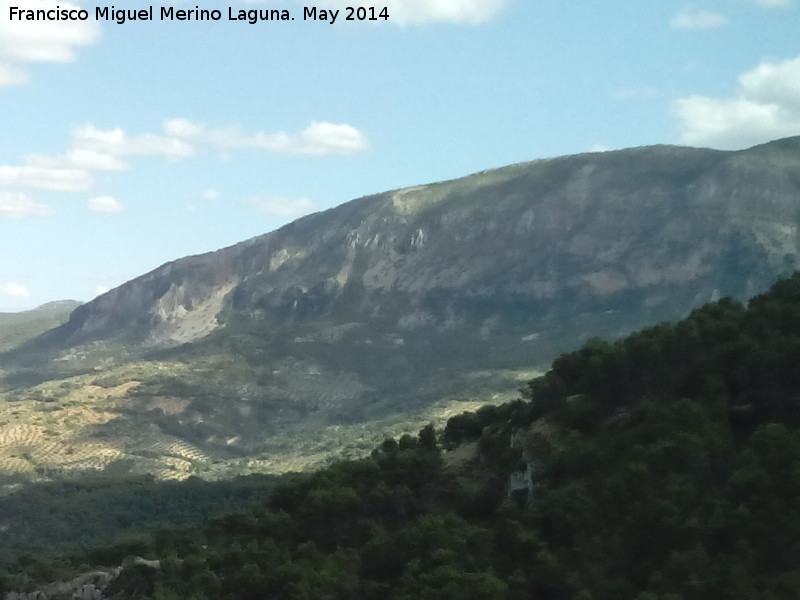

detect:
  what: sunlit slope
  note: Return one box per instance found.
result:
[0,301,80,353]
[2,137,799,481]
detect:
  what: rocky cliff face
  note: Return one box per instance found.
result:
[4,568,120,600]
[5,137,800,477]
[49,137,800,353]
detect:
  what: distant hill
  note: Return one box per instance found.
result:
[0,301,80,353]
[2,136,800,481]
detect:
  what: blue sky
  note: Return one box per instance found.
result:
[1,0,799,310]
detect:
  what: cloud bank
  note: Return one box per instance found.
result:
[0,165,90,192]
[675,56,800,149]
[0,120,367,195]
[164,119,368,156]
[0,0,100,86]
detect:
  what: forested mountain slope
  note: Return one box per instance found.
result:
[2,137,800,480]
[7,273,800,599]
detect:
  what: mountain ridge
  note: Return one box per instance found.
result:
[0,300,81,353]
[2,136,800,480]
[37,139,784,351]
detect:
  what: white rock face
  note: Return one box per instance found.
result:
[41,137,800,362]
[5,569,120,600]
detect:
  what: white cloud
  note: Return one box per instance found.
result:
[588,144,613,153]
[164,119,368,156]
[2,119,363,194]
[0,191,54,217]
[252,195,316,218]
[739,60,800,109]
[202,189,220,200]
[2,124,194,192]
[27,148,127,171]
[671,7,728,29]
[0,282,31,298]
[87,195,123,213]
[675,56,800,149]
[242,0,507,25]
[0,164,91,191]
[72,125,194,159]
[259,122,367,155]
[29,124,195,172]
[0,0,100,87]
[94,285,109,296]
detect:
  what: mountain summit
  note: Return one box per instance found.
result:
[54,137,800,348]
[3,137,800,478]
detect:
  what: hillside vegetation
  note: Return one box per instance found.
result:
[2,138,800,481]
[6,273,800,599]
[0,302,79,353]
